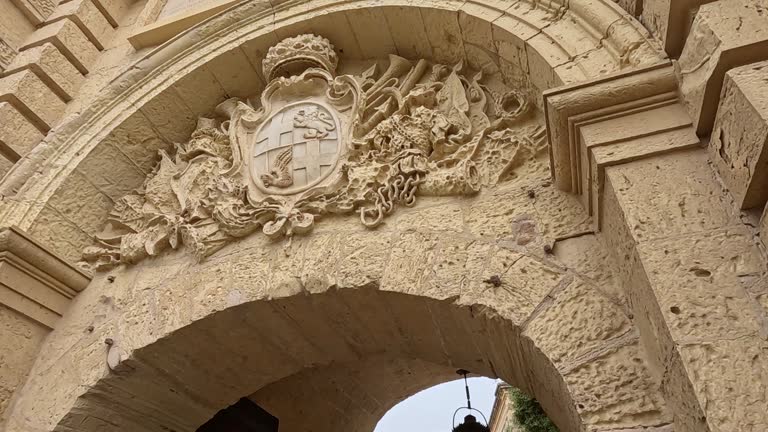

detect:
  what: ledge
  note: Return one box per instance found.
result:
[544,61,701,228]
[0,226,90,328]
[128,0,240,49]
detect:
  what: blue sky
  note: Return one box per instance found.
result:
[374,377,500,432]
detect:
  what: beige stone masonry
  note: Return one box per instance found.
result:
[642,0,714,58]
[4,43,84,102]
[602,148,767,432]
[677,0,768,135]
[60,0,129,27]
[544,62,699,227]
[0,226,90,329]
[128,0,239,48]
[10,0,58,26]
[0,102,44,161]
[710,60,768,210]
[0,225,90,422]
[21,19,100,74]
[47,0,115,50]
[0,69,66,133]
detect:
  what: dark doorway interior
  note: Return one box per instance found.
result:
[197,398,279,432]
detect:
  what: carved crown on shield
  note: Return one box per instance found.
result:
[261,34,339,80]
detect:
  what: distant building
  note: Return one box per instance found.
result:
[488,384,523,432]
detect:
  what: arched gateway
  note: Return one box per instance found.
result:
[1,1,766,432]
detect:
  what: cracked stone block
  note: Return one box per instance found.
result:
[710,60,768,209]
[677,0,768,135]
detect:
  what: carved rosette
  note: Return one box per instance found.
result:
[81,34,546,271]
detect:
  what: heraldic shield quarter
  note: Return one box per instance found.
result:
[251,101,341,195]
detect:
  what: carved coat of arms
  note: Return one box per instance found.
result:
[82,34,546,270]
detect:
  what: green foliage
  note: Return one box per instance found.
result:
[509,387,559,432]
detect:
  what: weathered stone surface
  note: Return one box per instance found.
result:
[5,42,83,102]
[677,0,768,134]
[48,0,114,50]
[0,101,43,159]
[604,149,738,241]
[710,60,768,209]
[636,227,764,350]
[564,343,668,429]
[642,0,714,58]
[0,305,48,420]
[21,19,99,74]
[523,279,632,368]
[678,338,768,432]
[0,69,66,132]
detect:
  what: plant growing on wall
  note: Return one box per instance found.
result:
[509,388,558,432]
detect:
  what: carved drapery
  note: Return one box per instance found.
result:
[81,34,546,271]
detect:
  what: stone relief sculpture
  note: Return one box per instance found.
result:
[82,34,546,271]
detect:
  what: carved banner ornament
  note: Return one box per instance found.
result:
[82,34,545,271]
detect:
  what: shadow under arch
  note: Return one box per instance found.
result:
[56,288,583,432]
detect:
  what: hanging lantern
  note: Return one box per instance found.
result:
[452,370,491,432]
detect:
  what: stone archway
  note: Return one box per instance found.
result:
[0,2,681,432]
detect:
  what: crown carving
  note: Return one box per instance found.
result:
[262,34,339,81]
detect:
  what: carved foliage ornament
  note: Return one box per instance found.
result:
[82,34,545,270]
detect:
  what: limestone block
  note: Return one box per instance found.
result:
[90,0,130,27]
[75,141,147,200]
[98,110,168,173]
[0,69,66,133]
[0,1,36,50]
[564,343,668,429]
[603,149,737,241]
[172,66,227,118]
[138,87,196,144]
[523,279,633,368]
[677,338,768,432]
[9,0,58,25]
[635,227,765,362]
[27,205,93,264]
[202,47,263,99]
[0,101,44,159]
[47,0,114,50]
[0,305,49,420]
[21,19,100,74]
[5,43,84,102]
[642,0,714,58]
[381,6,433,61]
[47,170,113,235]
[552,234,625,304]
[677,0,768,135]
[709,61,768,209]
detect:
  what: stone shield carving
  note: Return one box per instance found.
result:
[81,34,546,271]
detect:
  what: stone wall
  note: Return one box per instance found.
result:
[0,1,767,432]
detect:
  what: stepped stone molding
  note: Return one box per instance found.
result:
[0,226,90,328]
[544,62,700,228]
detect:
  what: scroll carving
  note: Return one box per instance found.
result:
[82,34,546,271]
